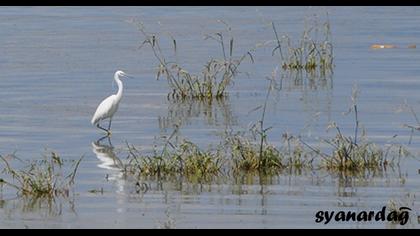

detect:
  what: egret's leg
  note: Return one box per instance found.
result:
[96,123,110,135]
[107,118,112,136]
[95,136,113,147]
[97,135,108,144]
[108,118,112,130]
[106,136,113,147]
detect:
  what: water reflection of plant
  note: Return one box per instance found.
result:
[158,97,237,132]
[277,69,333,92]
[0,195,76,218]
[335,164,406,199]
[265,66,334,138]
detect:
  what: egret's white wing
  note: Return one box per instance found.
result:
[91,95,116,125]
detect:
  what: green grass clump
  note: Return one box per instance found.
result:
[0,152,82,198]
[315,85,410,174]
[272,12,334,76]
[229,135,283,174]
[318,126,411,176]
[180,141,223,177]
[227,133,315,176]
[125,140,223,182]
[282,135,315,171]
[319,129,405,173]
[133,20,255,100]
[226,77,314,175]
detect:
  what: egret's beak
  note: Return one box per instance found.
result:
[122,73,134,79]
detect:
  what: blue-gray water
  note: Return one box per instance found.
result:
[0,6,420,228]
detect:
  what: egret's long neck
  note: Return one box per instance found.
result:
[114,74,123,102]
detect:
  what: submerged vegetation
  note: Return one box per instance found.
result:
[314,85,410,174]
[0,152,82,198]
[227,132,315,175]
[133,20,256,100]
[318,123,409,174]
[122,133,315,182]
[271,12,334,77]
[132,13,334,100]
[115,82,410,183]
[227,77,315,175]
[124,139,224,182]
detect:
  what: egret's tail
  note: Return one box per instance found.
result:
[91,116,98,125]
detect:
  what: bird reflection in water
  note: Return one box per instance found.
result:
[91,136,125,194]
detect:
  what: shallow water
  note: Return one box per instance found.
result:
[1,6,420,228]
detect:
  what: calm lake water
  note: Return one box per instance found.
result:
[1,6,420,228]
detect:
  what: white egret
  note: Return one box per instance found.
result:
[91,70,131,135]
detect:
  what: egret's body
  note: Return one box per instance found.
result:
[91,70,130,135]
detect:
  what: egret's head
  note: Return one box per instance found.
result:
[115,70,132,79]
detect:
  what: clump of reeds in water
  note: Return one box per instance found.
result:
[132,20,255,100]
[319,123,409,174]
[271,12,334,76]
[218,83,409,178]
[227,132,315,176]
[0,152,82,198]
[122,83,412,184]
[313,85,411,174]
[227,77,314,175]
[124,137,224,182]
[124,134,314,183]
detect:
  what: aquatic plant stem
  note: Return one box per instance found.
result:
[354,104,359,145]
[259,79,273,169]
